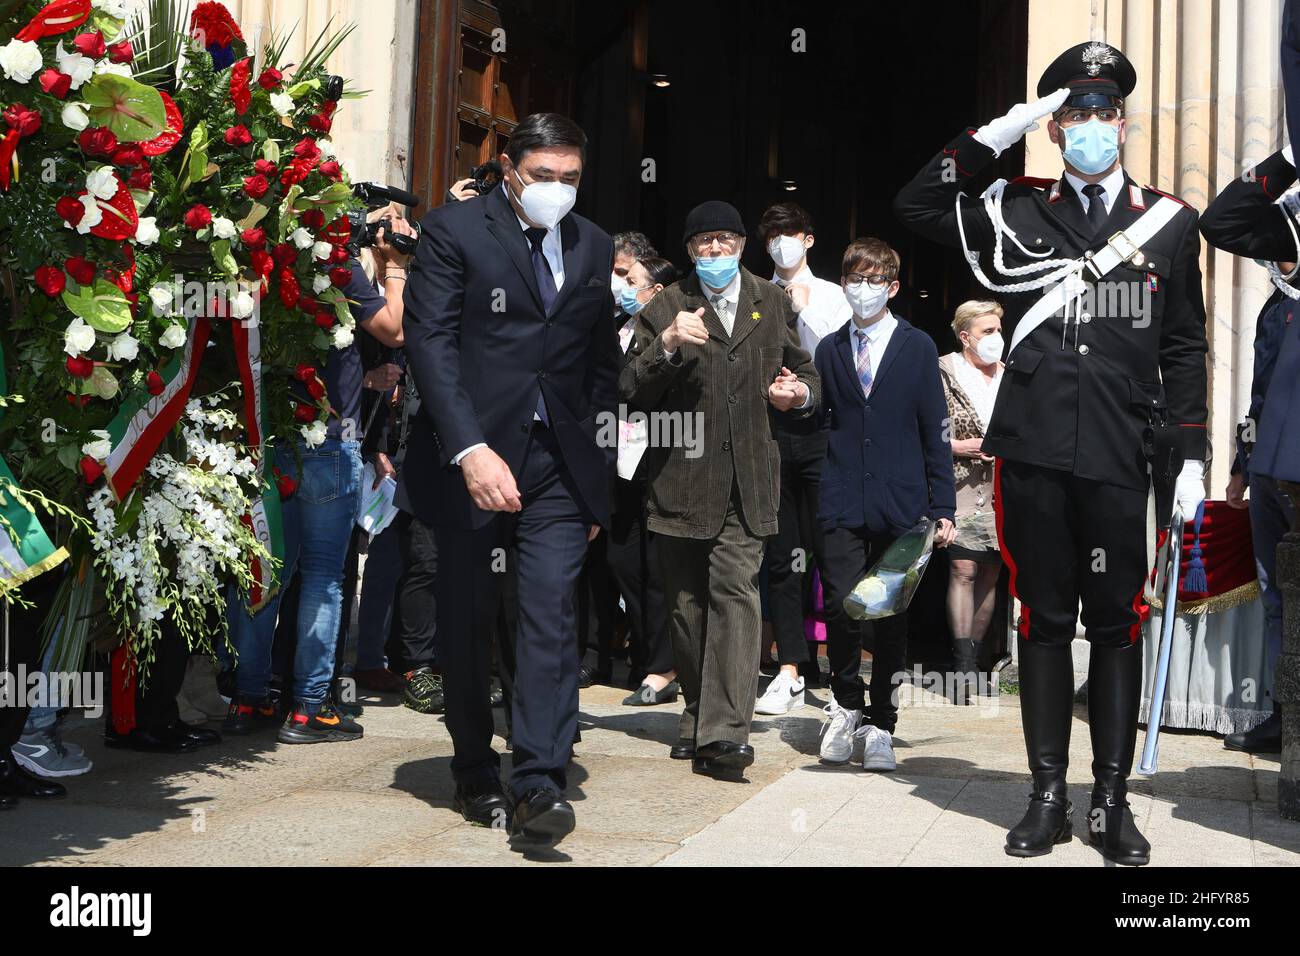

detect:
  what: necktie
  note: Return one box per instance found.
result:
[525,227,554,425]
[711,294,732,336]
[855,329,873,398]
[1082,183,1107,234]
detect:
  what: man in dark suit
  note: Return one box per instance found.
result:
[895,42,1210,866]
[400,113,619,850]
[814,238,956,774]
[620,200,819,779]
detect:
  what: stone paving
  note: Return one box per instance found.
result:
[2,676,1297,867]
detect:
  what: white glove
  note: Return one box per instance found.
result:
[1283,143,1295,167]
[1174,460,1206,520]
[973,88,1071,157]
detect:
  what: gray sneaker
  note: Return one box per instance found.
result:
[14,728,93,778]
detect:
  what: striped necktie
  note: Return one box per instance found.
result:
[855,328,873,398]
[711,294,732,336]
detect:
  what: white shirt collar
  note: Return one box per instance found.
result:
[1063,166,1127,214]
[852,308,896,341]
[772,264,814,287]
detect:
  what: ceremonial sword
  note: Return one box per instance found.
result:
[1137,505,1185,776]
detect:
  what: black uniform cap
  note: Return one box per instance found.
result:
[1037,41,1136,110]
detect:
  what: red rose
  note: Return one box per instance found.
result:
[184,204,213,230]
[108,38,134,63]
[241,227,266,248]
[297,296,319,313]
[38,68,72,99]
[78,127,117,157]
[72,31,106,59]
[35,266,65,297]
[318,161,341,181]
[329,266,352,288]
[254,158,277,176]
[271,242,297,267]
[305,376,326,401]
[301,208,324,229]
[110,143,143,167]
[230,57,252,115]
[65,393,92,409]
[242,174,269,199]
[278,269,300,308]
[292,137,321,163]
[294,364,316,382]
[190,1,244,46]
[79,455,105,485]
[65,256,95,285]
[279,158,315,187]
[55,195,84,226]
[257,67,282,90]
[66,355,95,378]
[293,403,316,423]
[277,472,298,498]
[127,167,153,190]
[146,371,165,396]
[314,311,334,329]
[224,124,252,147]
[307,114,332,134]
[250,249,273,278]
[329,245,349,264]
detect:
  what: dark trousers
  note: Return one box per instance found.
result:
[658,495,765,746]
[994,459,1149,648]
[390,510,438,673]
[763,425,828,665]
[1,568,65,749]
[606,476,673,678]
[433,425,589,800]
[1248,472,1295,694]
[820,524,907,732]
[577,534,618,673]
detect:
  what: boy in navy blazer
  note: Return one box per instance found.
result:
[814,238,956,773]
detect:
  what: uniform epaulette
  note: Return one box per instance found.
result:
[1142,184,1191,208]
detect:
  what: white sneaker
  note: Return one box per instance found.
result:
[818,699,862,763]
[754,671,806,715]
[855,725,897,772]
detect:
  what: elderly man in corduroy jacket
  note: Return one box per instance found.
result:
[620,200,819,779]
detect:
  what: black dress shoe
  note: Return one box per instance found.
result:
[0,756,67,799]
[1005,789,1073,857]
[452,779,512,828]
[509,787,576,850]
[104,728,199,753]
[166,721,222,748]
[669,739,695,760]
[1224,704,1282,754]
[692,741,755,779]
[577,665,596,689]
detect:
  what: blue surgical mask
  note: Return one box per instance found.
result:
[619,283,647,315]
[694,254,740,289]
[1062,119,1120,176]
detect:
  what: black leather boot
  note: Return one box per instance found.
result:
[1086,641,1150,866]
[951,638,979,705]
[1006,638,1075,856]
[1224,702,1282,754]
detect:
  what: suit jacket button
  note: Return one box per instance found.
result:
[864,472,873,480]
[728,353,737,361]
[1079,344,1090,355]
[728,394,737,404]
[722,440,731,451]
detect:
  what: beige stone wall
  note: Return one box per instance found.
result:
[1027,0,1286,492]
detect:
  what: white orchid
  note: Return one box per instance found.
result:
[82,430,112,461]
[159,323,188,349]
[135,216,160,245]
[63,317,97,356]
[0,39,42,84]
[106,331,139,362]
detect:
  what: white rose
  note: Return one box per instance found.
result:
[211,216,237,240]
[316,138,336,160]
[230,290,256,319]
[301,420,327,448]
[86,166,119,201]
[270,92,294,116]
[61,102,90,132]
[312,241,333,260]
[291,226,315,250]
[312,273,330,293]
[74,193,103,234]
[135,216,159,246]
[331,325,354,349]
[93,60,133,78]
[82,430,112,461]
[55,42,94,90]
[0,39,42,84]
[159,323,188,349]
[148,284,174,314]
[64,317,97,356]
[106,331,139,362]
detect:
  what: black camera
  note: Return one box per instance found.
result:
[466,160,503,196]
[348,182,422,257]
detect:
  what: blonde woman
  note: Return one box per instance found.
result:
[938,300,1005,701]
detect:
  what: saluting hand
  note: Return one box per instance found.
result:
[975,87,1070,156]
[460,446,522,513]
[661,307,708,352]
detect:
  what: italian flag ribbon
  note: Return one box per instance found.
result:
[104,316,212,502]
[0,345,68,596]
[231,317,283,613]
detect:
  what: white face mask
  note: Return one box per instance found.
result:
[610,272,628,303]
[846,282,890,320]
[512,167,577,230]
[975,331,1005,364]
[767,235,806,270]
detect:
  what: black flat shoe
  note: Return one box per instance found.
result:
[453,779,512,828]
[166,721,222,748]
[1005,789,1073,857]
[692,741,755,780]
[104,728,200,754]
[669,739,695,760]
[509,788,576,850]
[622,681,680,706]
[1224,705,1281,754]
[0,756,67,799]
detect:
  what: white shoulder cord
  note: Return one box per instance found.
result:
[1264,193,1300,300]
[955,180,1085,294]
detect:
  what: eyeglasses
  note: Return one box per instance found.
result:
[1056,107,1122,125]
[691,231,741,254]
[843,273,894,290]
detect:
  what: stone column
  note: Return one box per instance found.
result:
[1278,481,1300,820]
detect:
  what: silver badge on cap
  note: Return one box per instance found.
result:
[1082,42,1117,77]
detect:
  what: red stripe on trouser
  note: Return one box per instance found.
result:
[992,459,1030,639]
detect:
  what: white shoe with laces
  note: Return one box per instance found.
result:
[855,724,897,772]
[819,699,862,763]
[754,671,806,715]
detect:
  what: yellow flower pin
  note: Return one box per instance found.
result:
[751,310,760,321]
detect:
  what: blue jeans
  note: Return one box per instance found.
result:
[227,440,362,706]
[1249,472,1296,700]
[21,634,60,735]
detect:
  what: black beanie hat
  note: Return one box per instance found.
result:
[682,200,746,245]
